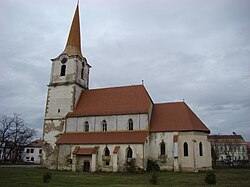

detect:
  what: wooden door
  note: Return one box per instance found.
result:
[83,160,90,172]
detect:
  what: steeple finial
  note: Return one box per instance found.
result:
[62,3,84,59]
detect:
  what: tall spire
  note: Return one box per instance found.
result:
[62,3,84,59]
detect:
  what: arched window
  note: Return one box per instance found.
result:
[160,142,166,155]
[127,147,133,159]
[184,142,188,157]
[104,146,110,165]
[199,142,203,156]
[60,65,66,76]
[104,146,110,156]
[102,120,107,131]
[84,121,89,132]
[128,119,133,130]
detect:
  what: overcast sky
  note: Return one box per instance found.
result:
[0,0,249,141]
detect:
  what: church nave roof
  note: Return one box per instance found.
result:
[67,85,153,117]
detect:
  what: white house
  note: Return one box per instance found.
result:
[208,134,248,163]
[24,140,43,164]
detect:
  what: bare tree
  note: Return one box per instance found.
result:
[0,115,15,163]
[0,114,36,164]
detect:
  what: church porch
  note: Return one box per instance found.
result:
[72,146,98,172]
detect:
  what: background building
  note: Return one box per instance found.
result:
[247,142,250,160]
[208,134,248,166]
[23,140,43,164]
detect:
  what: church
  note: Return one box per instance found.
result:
[42,4,212,172]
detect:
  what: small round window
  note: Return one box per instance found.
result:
[61,58,68,64]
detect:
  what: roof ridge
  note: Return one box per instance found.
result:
[86,84,145,92]
[154,101,185,105]
[184,103,208,132]
[183,102,194,126]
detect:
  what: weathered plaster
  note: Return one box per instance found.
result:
[43,54,89,169]
[149,132,178,171]
[56,143,146,172]
[44,120,64,134]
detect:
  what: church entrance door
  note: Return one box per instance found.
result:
[83,160,90,172]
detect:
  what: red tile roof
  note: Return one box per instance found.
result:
[208,135,244,140]
[73,146,99,155]
[208,135,245,143]
[67,85,152,117]
[113,146,120,154]
[73,146,80,154]
[57,131,149,145]
[27,140,43,147]
[150,102,210,133]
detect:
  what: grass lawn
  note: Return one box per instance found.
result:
[0,167,249,187]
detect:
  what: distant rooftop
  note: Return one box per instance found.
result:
[208,135,245,143]
[26,140,43,147]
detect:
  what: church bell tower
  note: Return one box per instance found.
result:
[42,3,90,169]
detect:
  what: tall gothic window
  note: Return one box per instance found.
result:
[84,121,89,132]
[127,147,133,159]
[160,142,166,155]
[60,65,66,76]
[104,146,110,156]
[104,146,110,165]
[128,119,133,130]
[102,120,107,131]
[184,142,188,157]
[199,142,203,156]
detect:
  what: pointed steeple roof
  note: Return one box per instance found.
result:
[62,3,84,59]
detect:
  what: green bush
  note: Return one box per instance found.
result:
[149,172,158,185]
[205,171,216,184]
[147,160,160,172]
[43,170,52,183]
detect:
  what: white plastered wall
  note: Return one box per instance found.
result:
[66,114,149,132]
[178,131,212,171]
[46,85,76,119]
[57,143,146,172]
[50,56,89,88]
[149,132,178,170]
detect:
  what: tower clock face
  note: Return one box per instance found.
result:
[61,58,68,64]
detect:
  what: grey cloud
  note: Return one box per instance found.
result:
[0,0,249,140]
